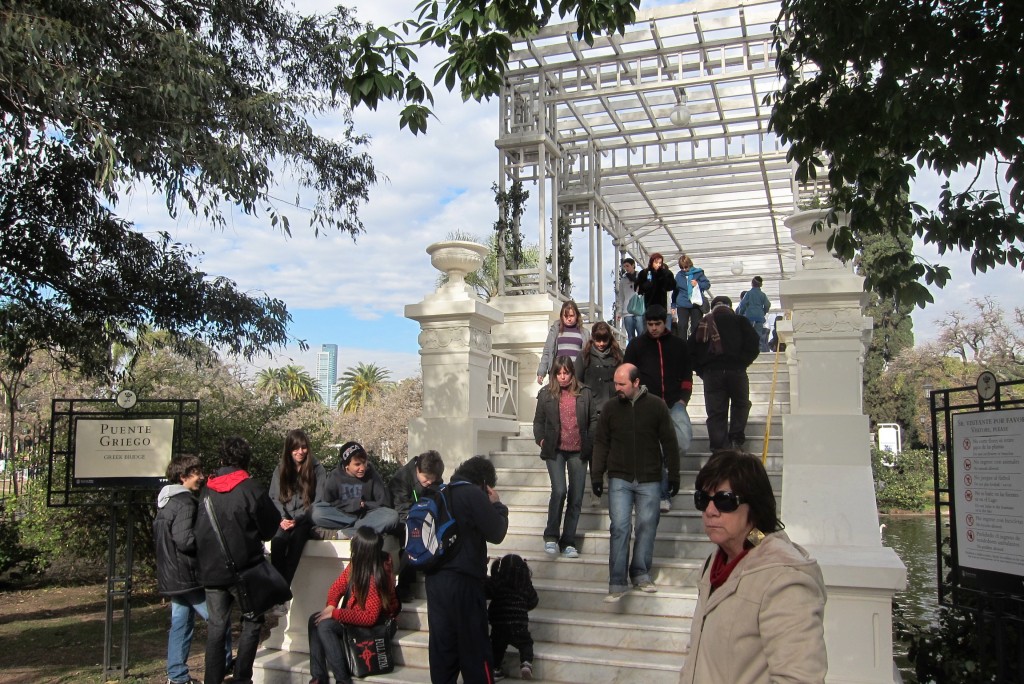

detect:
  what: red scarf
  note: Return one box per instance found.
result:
[709,545,751,592]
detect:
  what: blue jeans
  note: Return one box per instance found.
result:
[205,586,263,684]
[622,315,642,342]
[544,451,587,549]
[311,502,399,534]
[308,613,352,684]
[607,479,661,593]
[661,402,692,501]
[167,590,231,683]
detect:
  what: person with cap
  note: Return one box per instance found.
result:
[623,303,694,512]
[689,296,761,452]
[311,441,399,537]
[736,276,772,352]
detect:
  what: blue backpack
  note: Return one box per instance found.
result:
[404,481,470,569]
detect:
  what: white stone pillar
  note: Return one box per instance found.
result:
[404,241,516,461]
[780,209,907,684]
[488,293,561,423]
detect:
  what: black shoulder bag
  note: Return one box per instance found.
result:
[340,584,397,677]
[203,496,291,617]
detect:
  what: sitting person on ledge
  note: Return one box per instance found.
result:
[311,441,398,538]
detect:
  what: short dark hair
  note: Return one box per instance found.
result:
[417,450,445,481]
[710,295,733,309]
[644,304,668,321]
[622,257,635,267]
[752,276,763,287]
[454,455,497,489]
[220,436,252,469]
[166,453,201,484]
[694,451,782,534]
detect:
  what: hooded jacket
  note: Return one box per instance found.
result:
[194,467,281,587]
[575,345,620,408]
[322,462,392,515]
[268,458,327,522]
[591,386,679,488]
[153,484,201,596]
[679,531,827,684]
[388,455,444,522]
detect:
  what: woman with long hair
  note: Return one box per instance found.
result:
[575,321,624,410]
[269,429,327,584]
[636,253,676,330]
[537,300,591,385]
[308,527,400,684]
[533,356,598,558]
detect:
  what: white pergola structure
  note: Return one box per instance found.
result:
[495,0,822,317]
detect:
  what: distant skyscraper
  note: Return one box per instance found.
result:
[316,344,338,407]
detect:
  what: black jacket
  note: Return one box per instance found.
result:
[623,331,694,406]
[153,484,201,597]
[592,388,680,487]
[389,455,442,522]
[431,477,508,581]
[195,467,281,587]
[575,346,620,409]
[688,306,761,375]
[636,265,675,310]
[533,385,598,461]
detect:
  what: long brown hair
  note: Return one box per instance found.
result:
[558,300,582,333]
[348,527,394,614]
[581,321,623,365]
[278,429,317,509]
[546,356,582,397]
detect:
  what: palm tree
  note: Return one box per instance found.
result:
[335,362,391,413]
[256,364,319,403]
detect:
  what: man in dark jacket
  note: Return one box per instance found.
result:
[194,436,280,684]
[389,450,445,602]
[624,304,693,512]
[689,295,761,451]
[154,454,231,684]
[591,364,679,601]
[426,456,509,684]
[310,441,398,536]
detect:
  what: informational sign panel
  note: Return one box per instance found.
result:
[952,409,1024,592]
[74,418,175,486]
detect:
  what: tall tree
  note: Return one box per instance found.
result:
[256,365,320,404]
[770,0,1024,307]
[1,0,376,375]
[335,363,392,414]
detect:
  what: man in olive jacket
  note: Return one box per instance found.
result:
[591,363,679,601]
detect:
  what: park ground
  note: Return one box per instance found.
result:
[0,579,266,684]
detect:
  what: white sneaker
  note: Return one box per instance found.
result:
[561,546,579,559]
[603,591,627,603]
[633,580,658,593]
[544,541,558,554]
[660,499,671,512]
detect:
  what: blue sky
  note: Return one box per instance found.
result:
[121,0,1022,382]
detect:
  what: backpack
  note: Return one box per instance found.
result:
[404,481,470,570]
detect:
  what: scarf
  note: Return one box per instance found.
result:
[709,545,752,592]
[695,309,723,355]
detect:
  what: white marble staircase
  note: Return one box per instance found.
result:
[253,358,788,684]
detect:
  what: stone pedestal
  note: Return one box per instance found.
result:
[404,241,517,460]
[488,293,561,422]
[780,210,906,683]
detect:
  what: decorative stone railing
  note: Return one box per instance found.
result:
[488,350,519,419]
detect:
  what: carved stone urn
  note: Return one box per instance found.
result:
[426,240,489,292]
[784,208,850,270]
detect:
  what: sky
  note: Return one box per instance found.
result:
[121,0,1023,383]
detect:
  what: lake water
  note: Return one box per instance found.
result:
[880,513,943,681]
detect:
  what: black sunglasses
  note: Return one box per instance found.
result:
[694,490,745,513]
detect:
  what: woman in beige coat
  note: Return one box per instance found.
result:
[679,451,827,684]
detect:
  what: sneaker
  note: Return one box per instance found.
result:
[561,546,579,559]
[633,580,658,593]
[660,499,671,513]
[544,541,558,554]
[603,590,627,603]
[520,661,534,680]
[167,679,201,684]
[493,667,507,681]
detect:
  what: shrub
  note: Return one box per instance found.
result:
[872,447,934,512]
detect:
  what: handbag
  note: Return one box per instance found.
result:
[343,619,397,677]
[203,497,292,617]
[626,293,646,316]
[701,290,713,314]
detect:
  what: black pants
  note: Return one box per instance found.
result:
[425,571,493,684]
[702,368,752,451]
[491,624,534,668]
[270,517,313,584]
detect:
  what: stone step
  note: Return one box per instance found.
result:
[503,502,709,536]
[495,526,715,566]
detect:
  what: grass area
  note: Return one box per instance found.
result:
[0,580,212,684]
